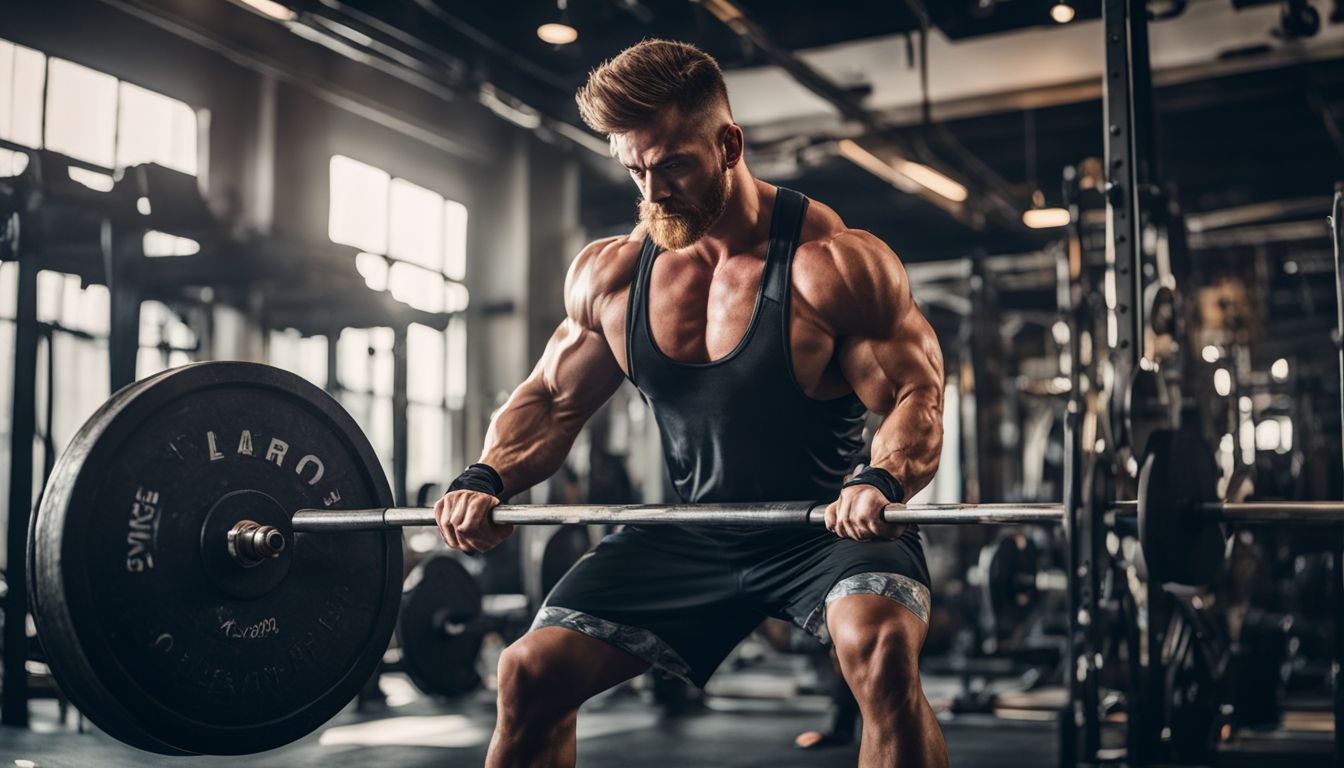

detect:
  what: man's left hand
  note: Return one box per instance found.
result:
[824,483,907,541]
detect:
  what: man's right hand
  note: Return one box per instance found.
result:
[435,490,515,555]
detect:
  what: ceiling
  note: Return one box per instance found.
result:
[269,0,1344,267]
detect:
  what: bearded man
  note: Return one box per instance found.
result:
[435,39,949,768]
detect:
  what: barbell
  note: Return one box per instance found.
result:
[24,361,1344,755]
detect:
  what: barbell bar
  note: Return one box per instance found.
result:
[285,499,1344,532]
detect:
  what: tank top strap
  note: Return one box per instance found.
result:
[625,234,661,385]
[761,187,809,305]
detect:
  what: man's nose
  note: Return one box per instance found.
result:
[641,170,671,204]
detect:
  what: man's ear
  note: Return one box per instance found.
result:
[722,124,744,169]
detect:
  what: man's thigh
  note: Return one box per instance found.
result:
[532,525,765,687]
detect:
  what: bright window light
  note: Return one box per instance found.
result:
[407,323,445,404]
[389,178,445,271]
[447,317,466,409]
[444,199,468,280]
[329,155,390,254]
[117,82,197,175]
[143,231,200,257]
[67,167,114,191]
[0,148,28,177]
[1051,2,1076,23]
[444,282,470,313]
[45,58,118,167]
[356,252,389,291]
[0,39,47,147]
[388,262,446,313]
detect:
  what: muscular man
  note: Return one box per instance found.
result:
[436,39,947,768]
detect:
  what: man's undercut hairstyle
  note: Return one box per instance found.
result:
[576,39,731,136]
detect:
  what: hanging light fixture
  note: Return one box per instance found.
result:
[538,0,578,45]
[1051,1,1076,23]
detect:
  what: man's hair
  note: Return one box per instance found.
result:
[576,39,730,135]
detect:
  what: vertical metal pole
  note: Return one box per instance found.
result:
[101,219,140,391]
[1105,0,1163,761]
[2,236,38,727]
[1062,400,1084,768]
[392,324,409,508]
[1103,0,1148,386]
[325,331,340,398]
[1328,185,1344,767]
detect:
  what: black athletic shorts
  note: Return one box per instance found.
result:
[529,523,931,688]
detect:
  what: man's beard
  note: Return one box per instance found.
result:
[638,168,732,250]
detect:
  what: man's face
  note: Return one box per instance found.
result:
[612,107,732,250]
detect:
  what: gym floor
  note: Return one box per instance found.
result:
[4,671,1060,768]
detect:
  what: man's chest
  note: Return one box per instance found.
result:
[601,254,848,398]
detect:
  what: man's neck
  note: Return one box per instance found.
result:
[689,166,768,264]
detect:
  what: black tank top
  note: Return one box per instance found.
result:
[625,187,867,504]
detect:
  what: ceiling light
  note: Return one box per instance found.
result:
[837,140,969,204]
[1022,207,1070,229]
[537,23,578,45]
[237,0,295,21]
[538,0,578,45]
[1051,2,1076,23]
[893,160,969,203]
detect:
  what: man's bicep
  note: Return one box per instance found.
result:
[838,305,944,416]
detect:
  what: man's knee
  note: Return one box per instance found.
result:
[830,606,924,709]
[497,636,580,724]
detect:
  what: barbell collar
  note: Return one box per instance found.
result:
[291,501,1072,532]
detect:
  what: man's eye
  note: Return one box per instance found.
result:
[664,163,683,171]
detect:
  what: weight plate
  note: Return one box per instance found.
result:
[982,532,1040,631]
[1139,429,1224,587]
[397,554,483,697]
[29,362,401,755]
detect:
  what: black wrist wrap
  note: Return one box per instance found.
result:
[448,463,504,499]
[841,465,905,504]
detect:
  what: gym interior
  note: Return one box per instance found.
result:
[3,1,1344,766]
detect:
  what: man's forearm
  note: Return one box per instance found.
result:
[476,382,587,498]
[868,387,943,500]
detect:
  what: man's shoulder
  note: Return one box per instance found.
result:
[565,231,645,329]
[791,206,908,330]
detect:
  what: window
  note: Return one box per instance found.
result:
[0,36,201,182]
[1,37,203,257]
[328,155,470,492]
[328,155,470,315]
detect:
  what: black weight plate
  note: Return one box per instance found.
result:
[540,526,592,600]
[397,554,483,697]
[29,362,401,755]
[1139,429,1225,587]
[983,532,1039,630]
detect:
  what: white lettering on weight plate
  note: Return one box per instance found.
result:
[126,486,161,573]
[295,455,325,486]
[207,432,224,461]
[221,616,279,640]
[266,438,289,467]
[237,430,254,456]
